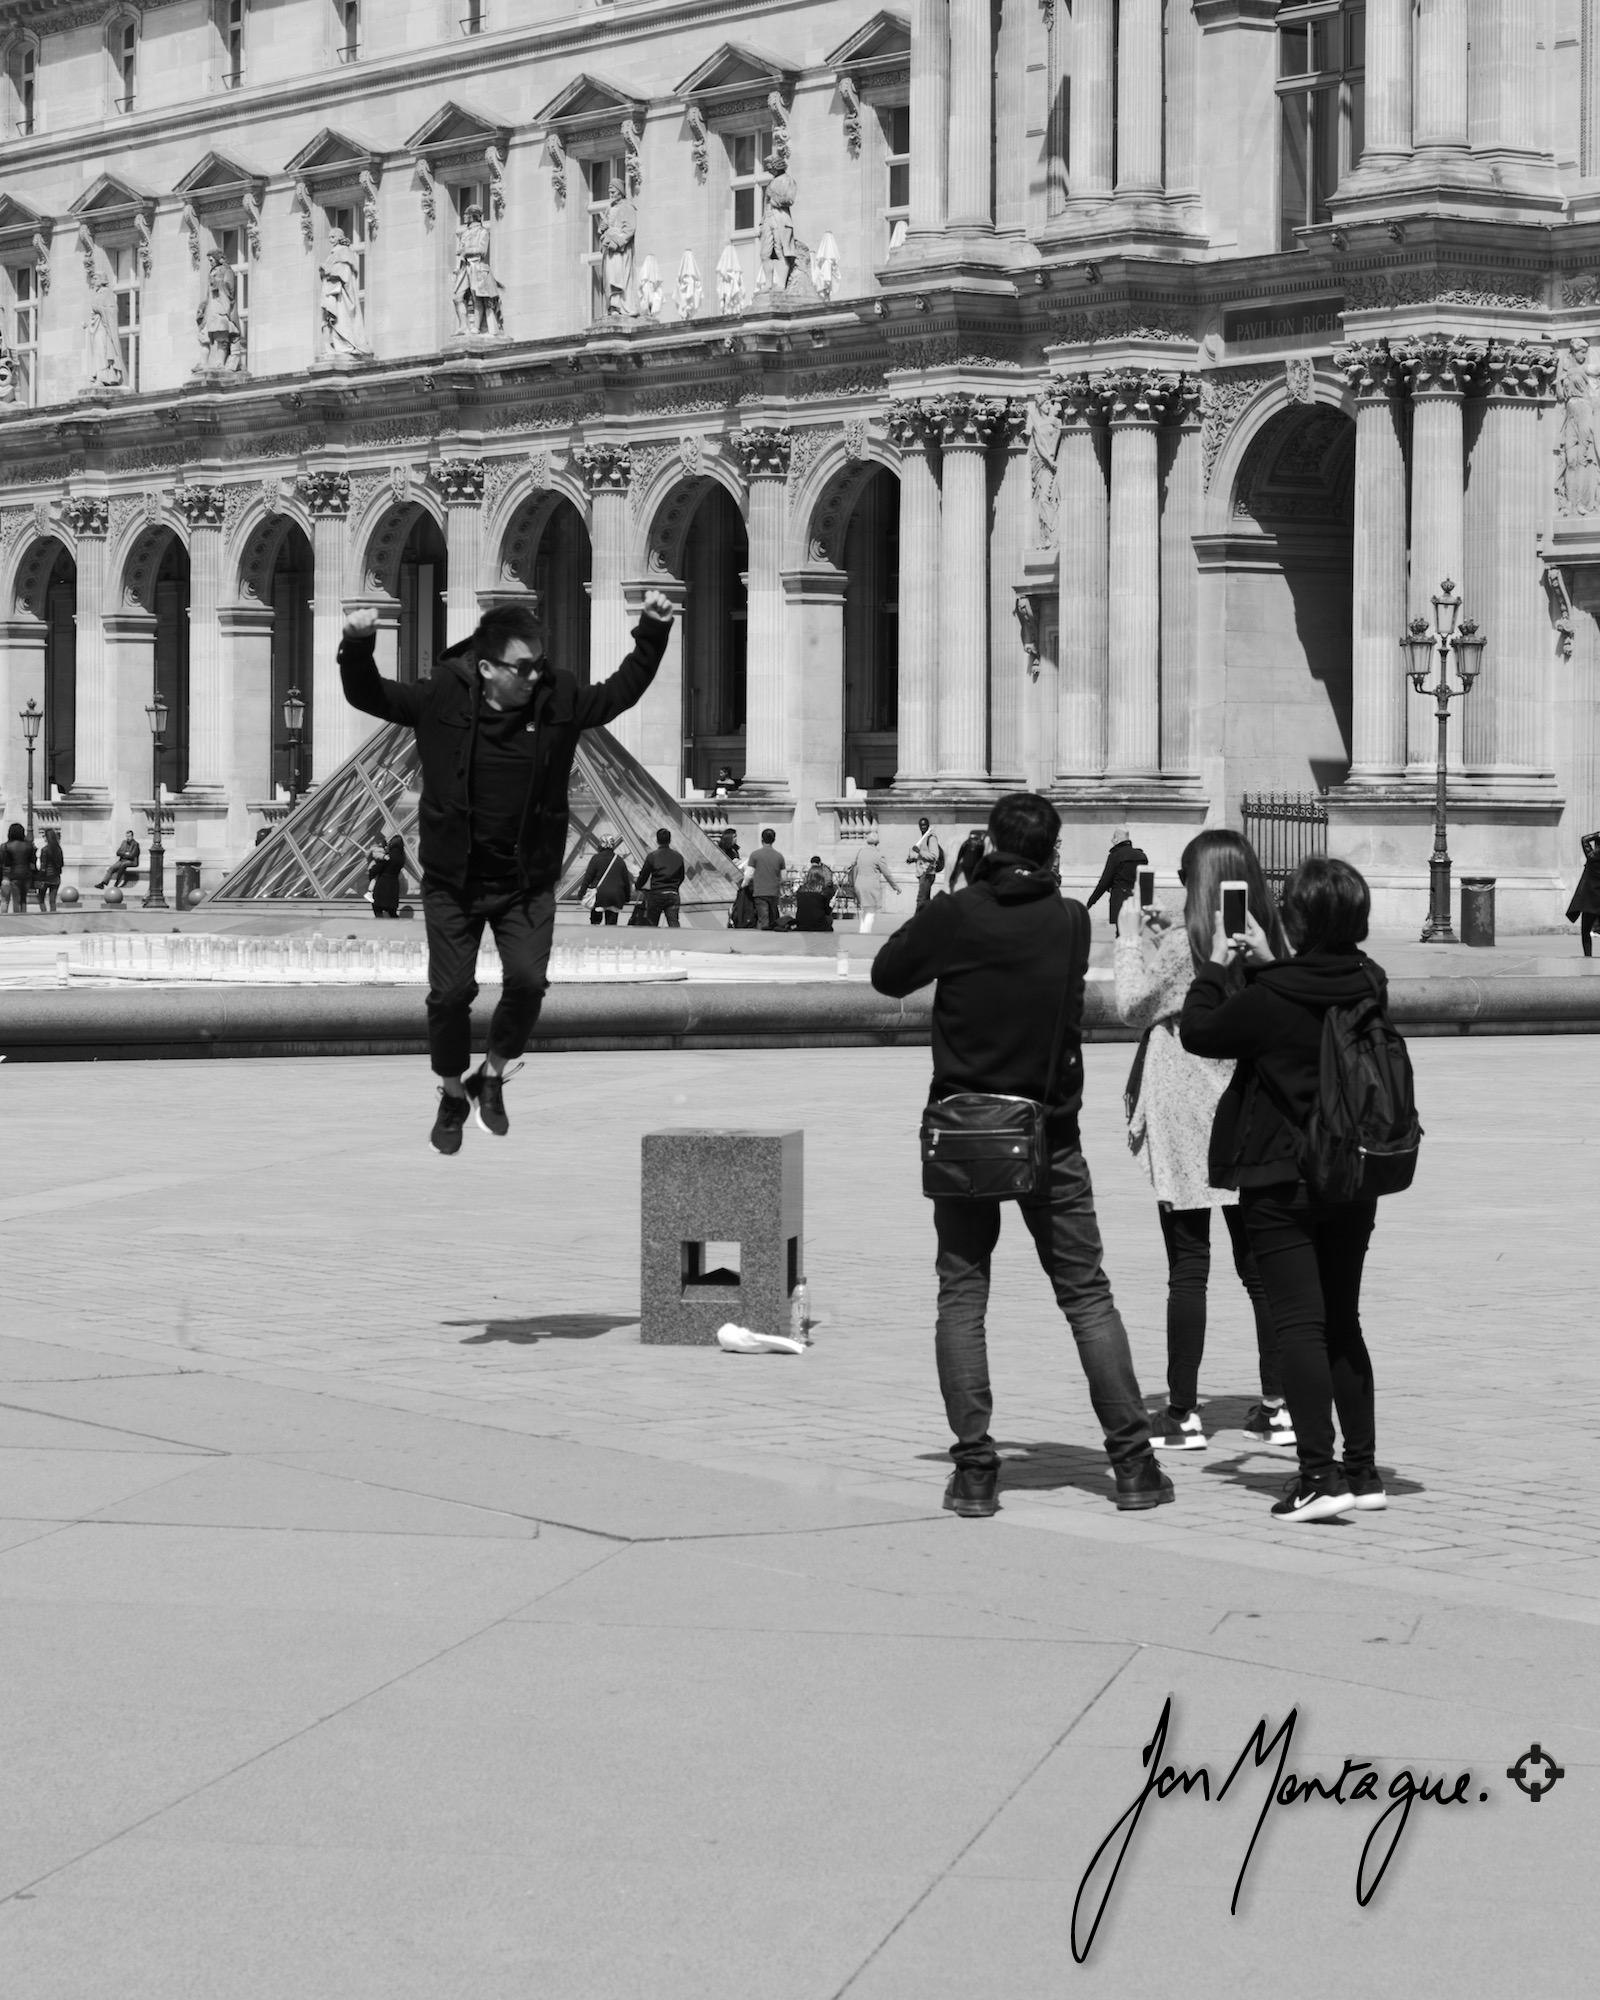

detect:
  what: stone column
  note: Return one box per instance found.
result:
[1115,0,1164,198]
[175,486,227,793]
[623,575,686,795]
[730,425,792,791]
[1337,343,1411,780]
[887,400,941,784]
[437,457,486,647]
[0,620,47,824]
[1163,0,1199,198]
[576,442,634,750]
[1413,0,1469,154]
[1464,340,1558,774]
[298,470,352,786]
[782,566,848,855]
[1158,384,1201,777]
[1363,0,1414,169]
[1471,0,1542,158]
[1586,0,1600,177]
[1055,381,1110,778]
[1098,370,1172,775]
[946,0,993,232]
[1400,335,1484,770]
[910,0,950,237]
[60,496,111,793]
[1068,0,1114,203]
[988,402,1030,784]
[218,602,274,837]
[932,393,1000,782]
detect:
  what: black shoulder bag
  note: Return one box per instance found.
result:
[919,981,1077,1201]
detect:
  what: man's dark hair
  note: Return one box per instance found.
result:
[1279,855,1370,954]
[761,827,776,844]
[987,792,1060,867]
[471,602,543,662]
[655,827,671,846]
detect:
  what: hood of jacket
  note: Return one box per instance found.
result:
[1251,948,1381,1008]
[977,854,1061,905]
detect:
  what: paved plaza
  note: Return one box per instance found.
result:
[0,1037,1594,1994]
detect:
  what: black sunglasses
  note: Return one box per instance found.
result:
[481,652,544,677]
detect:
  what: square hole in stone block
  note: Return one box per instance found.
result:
[682,1240,741,1289]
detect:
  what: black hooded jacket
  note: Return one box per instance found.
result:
[870,856,1090,1132]
[1179,949,1389,1188]
[339,615,669,893]
[1086,839,1148,909]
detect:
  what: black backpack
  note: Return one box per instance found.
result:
[1262,969,1422,1202]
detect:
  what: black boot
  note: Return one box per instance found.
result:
[943,1464,1000,1518]
[1114,1453,1175,1512]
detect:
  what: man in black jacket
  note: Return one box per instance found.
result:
[635,827,686,925]
[1086,826,1148,934]
[871,792,1169,1519]
[340,592,674,1153]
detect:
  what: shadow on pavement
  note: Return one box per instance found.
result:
[448,1312,640,1345]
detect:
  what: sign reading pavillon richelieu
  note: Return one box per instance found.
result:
[1224,295,1346,346]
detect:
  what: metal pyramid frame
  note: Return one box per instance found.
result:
[208,719,743,916]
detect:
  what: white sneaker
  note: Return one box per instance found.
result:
[1151,1407,1207,1451]
[1243,1401,1296,1448]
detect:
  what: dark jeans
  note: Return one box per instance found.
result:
[754,895,779,930]
[1240,1183,1378,1482]
[422,877,556,1079]
[38,883,58,913]
[642,890,681,927]
[589,907,620,925]
[1583,913,1595,957]
[933,1138,1151,1472]
[97,864,132,890]
[916,873,934,910]
[1157,1204,1280,1410]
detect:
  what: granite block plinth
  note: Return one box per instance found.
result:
[640,1129,803,1346]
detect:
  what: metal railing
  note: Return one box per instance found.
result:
[1241,791,1328,893]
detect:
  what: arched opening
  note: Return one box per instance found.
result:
[1224,403,1356,804]
[533,498,592,683]
[269,525,314,792]
[681,485,748,793]
[153,539,190,793]
[42,545,77,794]
[841,467,900,792]
[397,513,449,682]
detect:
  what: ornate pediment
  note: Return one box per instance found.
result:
[0,194,50,288]
[284,127,381,190]
[675,44,798,123]
[70,173,159,227]
[405,100,513,173]
[826,12,910,81]
[174,150,269,204]
[534,74,648,140]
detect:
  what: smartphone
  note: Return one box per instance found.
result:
[1138,868,1156,908]
[1221,880,1249,937]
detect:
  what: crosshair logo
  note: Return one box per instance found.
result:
[1506,1745,1565,1802]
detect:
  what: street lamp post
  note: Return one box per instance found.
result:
[1400,578,1485,944]
[143,689,169,911]
[18,698,42,841]
[283,685,306,812]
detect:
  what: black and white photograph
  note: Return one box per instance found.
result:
[0,1,1594,1993]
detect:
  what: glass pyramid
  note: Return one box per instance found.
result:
[209,719,743,917]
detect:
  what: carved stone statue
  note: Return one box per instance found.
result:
[1027,393,1065,549]
[601,182,636,317]
[452,204,503,337]
[1555,337,1600,518]
[84,246,125,389]
[195,250,244,373]
[759,155,801,292]
[0,336,15,404]
[319,227,370,361]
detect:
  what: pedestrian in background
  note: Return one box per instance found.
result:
[907,817,945,910]
[745,827,786,931]
[1566,830,1600,957]
[1086,827,1148,934]
[1116,830,1288,1454]
[36,827,64,913]
[96,829,140,892]
[947,828,987,895]
[795,855,835,932]
[367,834,406,918]
[635,826,685,927]
[578,831,631,925]
[3,822,36,914]
[850,827,900,933]
[1180,856,1393,1524]
[872,792,1170,1520]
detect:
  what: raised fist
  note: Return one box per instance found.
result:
[641,588,676,627]
[342,606,380,641]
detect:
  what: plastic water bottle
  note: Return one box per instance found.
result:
[836,947,849,978]
[789,1282,811,1346]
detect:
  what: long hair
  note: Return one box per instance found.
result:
[1179,829,1288,983]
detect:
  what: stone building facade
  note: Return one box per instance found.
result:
[0,0,1597,921]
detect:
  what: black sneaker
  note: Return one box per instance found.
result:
[1114,1454,1175,1511]
[1151,1406,1207,1451]
[1343,1467,1388,1512]
[431,1088,470,1156]
[943,1465,1000,1518]
[1242,1401,1297,1448]
[464,1063,513,1136]
[1271,1473,1357,1523]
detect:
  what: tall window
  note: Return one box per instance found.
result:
[463,0,485,31]
[115,18,137,113]
[8,42,37,136]
[110,244,140,389]
[1277,1,1366,248]
[224,0,245,87]
[882,105,910,252]
[337,0,359,63]
[584,155,623,324]
[9,265,39,405]
[326,205,366,312]
[218,226,250,364]
[728,132,769,237]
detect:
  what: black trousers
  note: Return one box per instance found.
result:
[1239,1183,1378,1483]
[641,890,681,927]
[1157,1204,1280,1411]
[589,907,621,925]
[1583,912,1595,956]
[422,878,555,1079]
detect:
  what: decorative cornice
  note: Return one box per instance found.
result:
[61,494,109,539]
[174,485,226,529]
[297,469,350,518]
[1393,333,1488,399]
[1481,339,1557,402]
[883,397,935,454]
[575,440,632,491]
[1334,341,1405,402]
[730,424,793,480]
[436,456,487,505]
[928,393,1002,449]
[1090,368,1188,426]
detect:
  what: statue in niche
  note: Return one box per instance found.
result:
[1026,393,1065,549]
[601,180,636,317]
[195,250,244,373]
[319,226,370,360]
[452,204,504,338]
[1555,337,1600,517]
[0,335,15,404]
[758,153,806,294]
[84,244,125,389]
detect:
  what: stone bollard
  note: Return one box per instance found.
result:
[640,1128,803,1345]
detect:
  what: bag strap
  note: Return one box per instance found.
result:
[1040,925,1080,1106]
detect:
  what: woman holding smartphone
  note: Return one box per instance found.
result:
[1115,832,1287,1453]
[1179,856,1388,1524]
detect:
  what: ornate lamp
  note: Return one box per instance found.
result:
[1453,619,1486,688]
[143,690,169,909]
[19,697,42,843]
[1401,615,1436,692]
